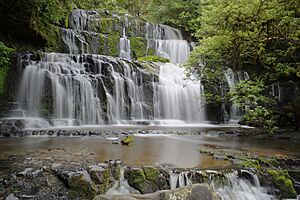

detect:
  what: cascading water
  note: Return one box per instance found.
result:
[155,63,205,123]
[106,167,139,195]
[10,52,205,127]
[4,9,207,128]
[168,170,275,200]
[224,68,250,121]
[119,17,131,60]
[215,171,275,200]
[145,23,191,64]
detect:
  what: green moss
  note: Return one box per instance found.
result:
[267,170,296,198]
[137,56,170,63]
[0,42,14,98]
[130,37,147,59]
[107,35,119,57]
[147,48,156,56]
[96,169,112,194]
[90,18,122,36]
[126,168,146,186]
[68,173,96,200]
[238,159,261,170]
[258,157,280,167]
[143,167,159,181]
[137,62,158,74]
[121,136,134,145]
[99,34,119,57]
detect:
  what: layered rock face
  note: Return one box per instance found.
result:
[61,9,191,64]
[0,9,207,128]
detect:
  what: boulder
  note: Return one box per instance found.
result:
[93,184,214,200]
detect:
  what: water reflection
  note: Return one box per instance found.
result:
[0,134,299,168]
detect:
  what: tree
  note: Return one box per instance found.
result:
[187,0,300,131]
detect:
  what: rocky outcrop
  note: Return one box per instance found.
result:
[94,184,215,200]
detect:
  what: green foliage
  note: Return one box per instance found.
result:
[187,0,300,130]
[230,80,277,133]
[267,170,297,198]
[145,0,201,34]
[137,56,169,63]
[189,0,300,74]
[0,42,14,96]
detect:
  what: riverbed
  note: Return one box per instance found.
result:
[1,133,299,168]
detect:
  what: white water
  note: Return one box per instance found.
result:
[106,167,140,195]
[10,52,206,127]
[5,10,208,127]
[169,170,275,200]
[216,171,275,200]
[119,17,131,60]
[224,68,249,121]
[156,63,205,122]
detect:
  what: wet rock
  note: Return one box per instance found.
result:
[17,168,33,177]
[5,193,18,200]
[67,170,96,199]
[125,167,162,194]
[93,184,214,200]
[88,165,106,184]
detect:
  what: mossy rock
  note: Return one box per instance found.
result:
[238,159,261,170]
[125,168,146,188]
[98,34,119,57]
[130,37,147,59]
[267,169,297,198]
[121,136,134,145]
[68,170,96,200]
[143,166,159,182]
[137,56,170,63]
[90,18,122,36]
[125,167,160,194]
[95,169,113,194]
[147,47,156,56]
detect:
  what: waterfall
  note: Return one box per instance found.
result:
[215,171,275,200]
[3,9,210,128]
[145,23,190,64]
[224,68,249,121]
[169,170,275,200]
[156,63,205,123]
[271,83,281,101]
[11,53,206,127]
[106,167,139,195]
[119,17,131,60]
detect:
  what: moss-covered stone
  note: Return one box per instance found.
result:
[68,170,96,200]
[98,34,119,57]
[137,56,170,63]
[258,157,280,168]
[130,37,147,59]
[90,18,122,36]
[146,47,156,56]
[267,169,297,198]
[238,159,261,170]
[121,136,134,145]
[125,168,146,187]
[143,166,159,182]
[124,167,162,194]
[95,169,112,194]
